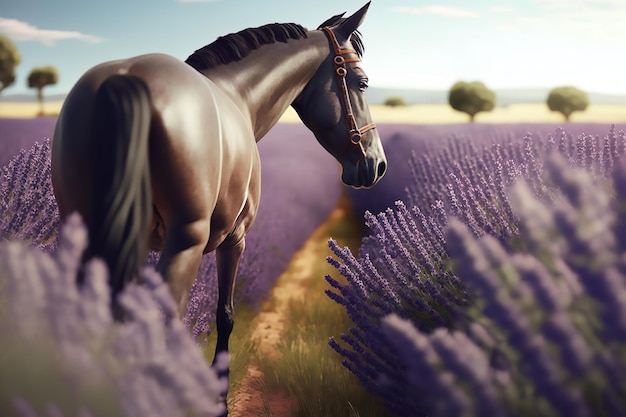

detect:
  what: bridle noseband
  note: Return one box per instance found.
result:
[322,26,376,160]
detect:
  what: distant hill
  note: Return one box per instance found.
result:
[366,87,626,106]
[3,88,626,106]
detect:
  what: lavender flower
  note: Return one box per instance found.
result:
[0,139,59,250]
[382,315,505,417]
[0,214,228,417]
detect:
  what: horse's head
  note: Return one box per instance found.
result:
[293,2,386,189]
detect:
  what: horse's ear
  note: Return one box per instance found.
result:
[334,2,371,40]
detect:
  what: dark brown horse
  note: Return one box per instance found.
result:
[52,2,385,411]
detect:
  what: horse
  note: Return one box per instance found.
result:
[51,1,386,412]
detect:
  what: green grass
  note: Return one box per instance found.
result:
[257,294,392,417]
[252,194,395,417]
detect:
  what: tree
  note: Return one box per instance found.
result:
[0,35,21,96]
[448,81,496,122]
[384,96,407,107]
[28,66,59,115]
[547,86,589,122]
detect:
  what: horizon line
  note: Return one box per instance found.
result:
[3,85,626,97]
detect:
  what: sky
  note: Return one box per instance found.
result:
[1,0,626,97]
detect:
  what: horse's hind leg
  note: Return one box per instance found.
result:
[213,234,245,415]
[215,235,245,356]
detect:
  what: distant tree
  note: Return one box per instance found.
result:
[0,35,21,96]
[28,66,59,115]
[384,96,407,107]
[547,86,589,122]
[448,81,496,122]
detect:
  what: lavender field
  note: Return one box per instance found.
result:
[326,122,626,416]
[3,118,626,416]
[350,122,626,216]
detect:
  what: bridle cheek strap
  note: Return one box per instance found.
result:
[322,27,376,161]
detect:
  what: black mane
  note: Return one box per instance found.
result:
[185,23,308,70]
[185,15,365,71]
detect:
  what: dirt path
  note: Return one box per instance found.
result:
[229,197,354,417]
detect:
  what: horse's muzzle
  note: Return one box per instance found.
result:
[341,157,386,189]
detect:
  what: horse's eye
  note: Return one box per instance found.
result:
[358,80,369,92]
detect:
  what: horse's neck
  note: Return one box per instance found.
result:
[201,31,328,141]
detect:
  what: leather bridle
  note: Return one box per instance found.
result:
[322,26,376,160]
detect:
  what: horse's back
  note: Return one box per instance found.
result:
[52,53,261,253]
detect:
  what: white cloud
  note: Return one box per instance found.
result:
[393,5,480,18]
[0,17,103,46]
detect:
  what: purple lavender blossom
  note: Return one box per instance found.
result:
[0,214,227,417]
[382,315,505,417]
[0,139,59,249]
[325,203,467,415]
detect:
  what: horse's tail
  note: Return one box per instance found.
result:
[85,74,153,302]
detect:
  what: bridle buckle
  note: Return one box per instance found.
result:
[350,130,362,145]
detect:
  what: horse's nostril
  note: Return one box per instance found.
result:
[377,160,387,177]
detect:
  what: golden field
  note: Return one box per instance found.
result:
[280,103,626,124]
[1,100,626,124]
[0,101,64,118]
